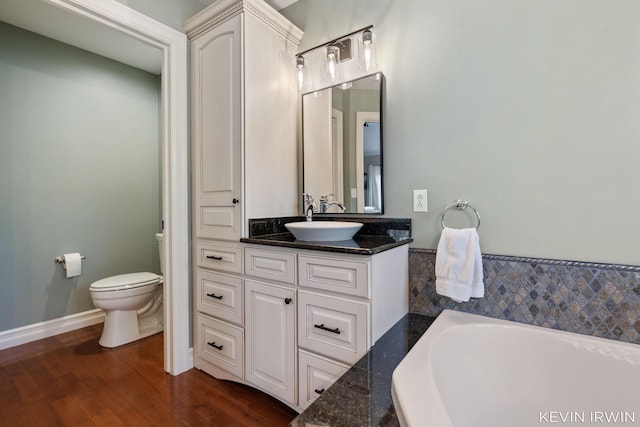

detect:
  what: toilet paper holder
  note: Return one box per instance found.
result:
[55,255,86,264]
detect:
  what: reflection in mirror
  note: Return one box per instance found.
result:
[303,73,382,214]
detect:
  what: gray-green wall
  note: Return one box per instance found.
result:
[283,0,640,266]
[0,23,162,332]
[114,0,208,31]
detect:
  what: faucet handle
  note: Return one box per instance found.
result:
[320,193,335,202]
[303,193,314,203]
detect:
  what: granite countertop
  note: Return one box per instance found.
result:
[290,313,436,427]
[241,216,413,255]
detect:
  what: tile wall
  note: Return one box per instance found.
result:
[409,249,640,344]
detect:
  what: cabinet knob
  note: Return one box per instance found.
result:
[284,298,292,305]
[232,198,239,204]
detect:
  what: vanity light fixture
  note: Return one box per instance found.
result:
[295,25,376,88]
[296,55,305,91]
[358,28,377,71]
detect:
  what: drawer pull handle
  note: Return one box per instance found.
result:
[206,293,223,300]
[284,298,292,305]
[206,255,223,260]
[314,388,325,395]
[207,341,224,350]
[232,198,239,204]
[314,323,341,335]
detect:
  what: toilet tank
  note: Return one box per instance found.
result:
[155,233,164,275]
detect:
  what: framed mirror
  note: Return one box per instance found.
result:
[302,73,383,214]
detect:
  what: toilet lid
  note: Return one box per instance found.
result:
[90,272,161,291]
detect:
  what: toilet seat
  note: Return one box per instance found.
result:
[90,272,161,292]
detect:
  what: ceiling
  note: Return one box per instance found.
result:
[0,0,301,75]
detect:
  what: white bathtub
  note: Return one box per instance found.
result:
[392,310,640,427]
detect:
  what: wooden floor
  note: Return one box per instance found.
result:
[0,325,298,426]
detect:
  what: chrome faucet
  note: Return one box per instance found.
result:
[319,194,346,213]
[303,193,317,221]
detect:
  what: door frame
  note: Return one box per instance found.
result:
[355,111,380,213]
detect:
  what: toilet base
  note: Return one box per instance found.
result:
[99,309,163,348]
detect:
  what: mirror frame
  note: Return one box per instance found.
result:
[301,72,384,215]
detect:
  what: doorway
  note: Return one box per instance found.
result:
[0,0,190,375]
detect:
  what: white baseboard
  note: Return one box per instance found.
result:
[0,309,105,350]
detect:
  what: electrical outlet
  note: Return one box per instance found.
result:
[413,189,428,212]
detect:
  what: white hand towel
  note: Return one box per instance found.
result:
[435,227,484,302]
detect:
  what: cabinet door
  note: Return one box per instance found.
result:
[191,15,242,240]
[245,280,296,404]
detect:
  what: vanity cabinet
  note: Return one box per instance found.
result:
[194,239,408,410]
[246,244,408,410]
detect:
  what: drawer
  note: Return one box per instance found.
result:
[298,350,349,411]
[196,269,243,326]
[196,314,244,379]
[196,242,242,274]
[298,290,370,364]
[298,255,369,298]
[245,247,296,284]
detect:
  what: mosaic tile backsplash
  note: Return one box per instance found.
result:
[409,248,640,344]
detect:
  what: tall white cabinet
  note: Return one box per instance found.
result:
[185,0,302,241]
[185,0,302,405]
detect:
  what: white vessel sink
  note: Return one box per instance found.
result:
[285,221,363,242]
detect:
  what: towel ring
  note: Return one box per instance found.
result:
[440,199,481,230]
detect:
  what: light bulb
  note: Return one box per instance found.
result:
[296,56,305,91]
[325,45,340,81]
[364,45,372,71]
[328,55,336,79]
[359,29,377,72]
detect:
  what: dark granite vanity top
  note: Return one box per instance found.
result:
[290,313,436,427]
[240,216,412,255]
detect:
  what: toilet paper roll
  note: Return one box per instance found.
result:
[64,253,82,278]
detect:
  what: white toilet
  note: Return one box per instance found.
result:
[90,233,165,348]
